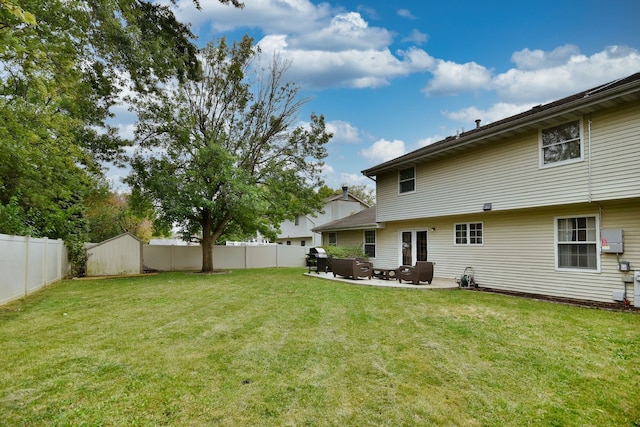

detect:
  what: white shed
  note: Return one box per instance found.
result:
[85,233,143,276]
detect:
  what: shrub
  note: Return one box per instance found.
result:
[323,245,366,259]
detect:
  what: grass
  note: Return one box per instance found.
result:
[1,268,639,426]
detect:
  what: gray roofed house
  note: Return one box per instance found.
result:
[311,206,381,259]
[360,71,640,305]
[275,186,370,247]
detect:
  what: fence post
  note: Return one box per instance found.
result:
[24,236,30,298]
[43,237,48,286]
[56,239,62,281]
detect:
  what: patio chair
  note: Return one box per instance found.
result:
[396,261,434,285]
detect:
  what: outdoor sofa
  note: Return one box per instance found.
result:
[331,258,373,280]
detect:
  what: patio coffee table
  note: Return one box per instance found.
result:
[372,268,397,280]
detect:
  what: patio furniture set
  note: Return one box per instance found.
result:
[321,257,434,285]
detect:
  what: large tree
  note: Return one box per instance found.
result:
[0,0,240,240]
[127,36,331,272]
[85,190,156,243]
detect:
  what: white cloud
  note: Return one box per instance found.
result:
[491,45,640,103]
[402,29,429,45]
[443,102,535,126]
[422,60,493,95]
[511,44,581,71]
[320,165,372,190]
[397,9,416,19]
[257,38,430,88]
[175,0,332,34]
[326,120,361,144]
[173,0,434,90]
[359,139,406,164]
[418,44,640,123]
[115,123,137,141]
[293,12,393,51]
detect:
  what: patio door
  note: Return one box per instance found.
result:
[400,230,428,266]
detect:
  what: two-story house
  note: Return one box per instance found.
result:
[362,72,640,305]
[275,186,370,247]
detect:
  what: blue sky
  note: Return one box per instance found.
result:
[111,0,640,191]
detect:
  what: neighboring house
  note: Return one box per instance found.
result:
[276,186,370,247]
[85,232,143,276]
[312,206,381,258]
[360,72,640,306]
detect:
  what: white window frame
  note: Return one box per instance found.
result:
[398,229,428,266]
[554,215,600,272]
[328,232,337,246]
[398,166,416,194]
[363,230,376,259]
[454,222,484,246]
[539,119,584,168]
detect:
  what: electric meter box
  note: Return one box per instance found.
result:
[601,229,624,254]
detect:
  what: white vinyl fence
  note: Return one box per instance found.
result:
[0,234,69,305]
[143,244,308,271]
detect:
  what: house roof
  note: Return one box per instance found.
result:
[324,192,371,208]
[312,206,378,232]
[84,232,143,250]
[362,71,640,177]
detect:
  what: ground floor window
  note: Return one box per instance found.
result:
[455,222,483,245]
[328,232,337,246]
[556,216,598,270]
[364,230,376,258]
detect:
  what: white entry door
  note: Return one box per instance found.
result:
[400,230,428,266]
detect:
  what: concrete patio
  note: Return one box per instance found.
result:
[304,270,459,290]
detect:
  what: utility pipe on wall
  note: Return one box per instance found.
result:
[587,114,593,203]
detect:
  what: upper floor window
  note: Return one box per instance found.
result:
[294,215,300,226]
[363,230,376,258]
[540,120,583,167]
[455,223,483,245]
[399,167,415,193]
[556,216,598,271]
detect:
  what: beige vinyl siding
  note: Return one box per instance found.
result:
[320,230,367,249]
[375,200,639,303]
[589,103,640,200]
[377,103,640,223]
[376,131,588,221]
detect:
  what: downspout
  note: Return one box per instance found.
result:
[587,114,593,203]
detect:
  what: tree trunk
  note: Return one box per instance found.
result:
[201,218,214,273]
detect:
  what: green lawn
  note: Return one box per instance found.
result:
[1,269,639,426]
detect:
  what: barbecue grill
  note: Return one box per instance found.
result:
[307,247,329,274]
